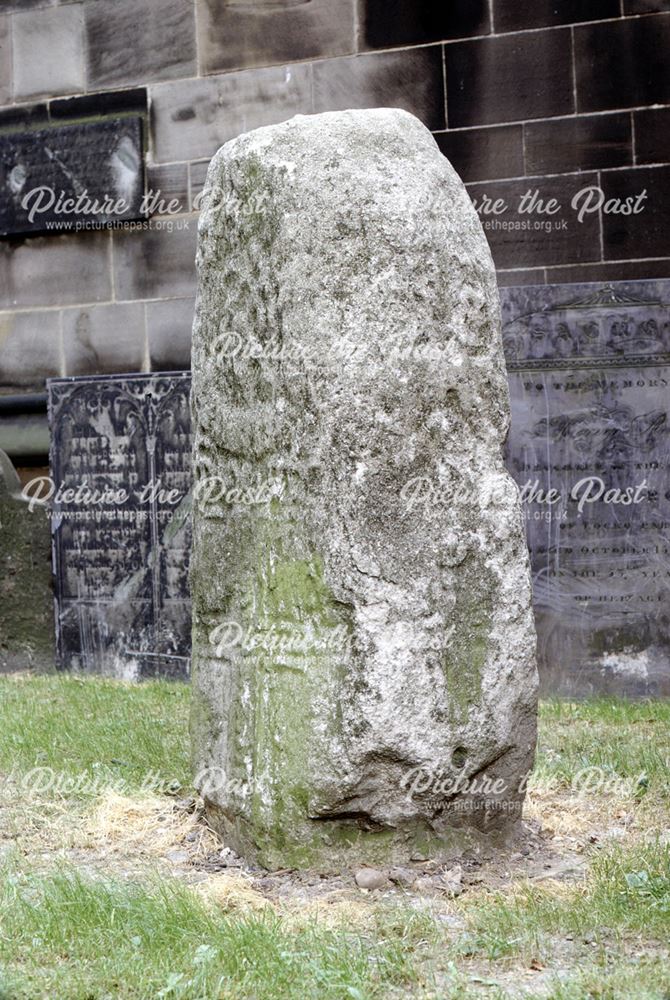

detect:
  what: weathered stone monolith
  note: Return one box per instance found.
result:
[190,109,538,870]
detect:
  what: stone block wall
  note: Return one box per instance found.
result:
[0,0,669,394]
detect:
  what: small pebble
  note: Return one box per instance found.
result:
[355,868,389,891]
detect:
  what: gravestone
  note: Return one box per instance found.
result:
[0,117,144,237]
[47,372,192,679]
[190,109,538,869]
[502,279,670,697]
[0,449,54,672]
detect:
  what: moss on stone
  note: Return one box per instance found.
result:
[243,546,344,864]
[188,679,217,773]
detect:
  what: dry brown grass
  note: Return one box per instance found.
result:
[198,871,274,913]
[284,893,376,930]
[526,781,670,848]
[83,792,218,858]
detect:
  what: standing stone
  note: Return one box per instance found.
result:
[191,109,538,870]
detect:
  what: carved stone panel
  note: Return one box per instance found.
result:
[0,117,144,237]
[48,372,192,679]
[501,280,670,696]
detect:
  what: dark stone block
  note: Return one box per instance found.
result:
[446,30,574,128]
[600,165,670,260]
[313,46,446,132]
[363,0,489,49]
[0,230,111,309]
[147,298,193,370]
[0,103,49,132]
[547,259,670,283]
[435,124,523,182]
[49,87,148,121]
[575,15,670,113]
[86,0,196,89]
[497,268,547,286]
[634,107,670,165]
[0,117,144,237]
[48,372,192,679]
[466,172,601,269]
[62,303,147,376]
[624,0,670,12]
[501,279,670,696]
[494,0,619,32]
[524,114,632,175]
[199,0,355,75]
[112,219,197,300]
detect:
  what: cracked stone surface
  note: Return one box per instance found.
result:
[190,108,538,870]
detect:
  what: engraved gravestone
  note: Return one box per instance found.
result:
[0,117,144,237]
[47,373,192,679]
[502,280,670,697]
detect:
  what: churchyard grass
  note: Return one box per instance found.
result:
[0,675,668,998]
[0,674,191,795]
[0,861,421,999]
[533,698,670,792]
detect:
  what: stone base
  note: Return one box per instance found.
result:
[202,801,521,872]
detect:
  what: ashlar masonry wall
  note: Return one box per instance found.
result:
[0,0,668,392]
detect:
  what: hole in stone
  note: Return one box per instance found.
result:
[452,746,468,769]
